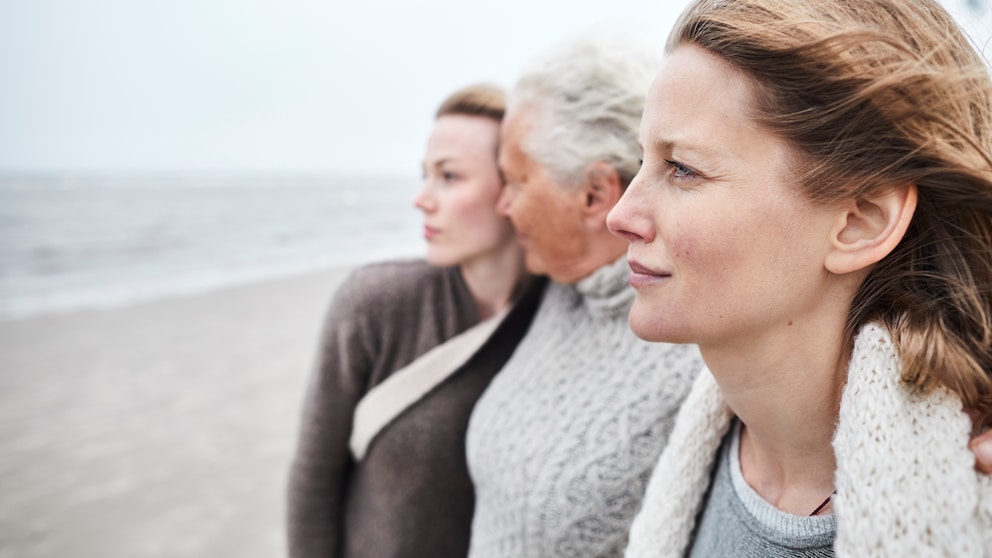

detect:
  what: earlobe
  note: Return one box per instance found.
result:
[824,184,918,274]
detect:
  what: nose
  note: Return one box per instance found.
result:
[414,180,435,213]
[607,177,654,244]
[496,185,514,218]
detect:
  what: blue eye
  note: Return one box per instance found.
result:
[442,171,459,183]
[664,159,697,181]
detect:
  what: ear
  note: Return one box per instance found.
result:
[824,184,918,275]
[581,161,624,226]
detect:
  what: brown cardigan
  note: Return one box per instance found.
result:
[287,259,545,558]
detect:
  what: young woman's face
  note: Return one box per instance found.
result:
[607,45,841,350]
[416,114,516,267]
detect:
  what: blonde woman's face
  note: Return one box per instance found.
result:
[607,45,841,350]
[415,114,516,267]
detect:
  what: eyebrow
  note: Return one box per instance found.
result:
[424,157,457,170]
[642,137,721,160]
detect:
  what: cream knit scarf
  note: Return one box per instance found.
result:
[625,323,992,557]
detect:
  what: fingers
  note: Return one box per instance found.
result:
[970,429,992,474]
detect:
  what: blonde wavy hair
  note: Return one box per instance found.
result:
[670,0,992,429]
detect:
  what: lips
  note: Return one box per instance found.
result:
[627,258,671,288]
[423,225,440,240]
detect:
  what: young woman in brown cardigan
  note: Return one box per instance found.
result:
[286,83,543,558]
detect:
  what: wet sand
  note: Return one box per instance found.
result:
[0,266,351,558]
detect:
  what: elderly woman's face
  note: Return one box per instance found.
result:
[496,106,592,284]
[607,45,840,350]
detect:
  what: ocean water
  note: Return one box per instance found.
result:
[0,173,425,319]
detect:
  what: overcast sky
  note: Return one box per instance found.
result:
[2,0,990,176]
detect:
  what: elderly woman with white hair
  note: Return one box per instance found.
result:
[464,32,704,558]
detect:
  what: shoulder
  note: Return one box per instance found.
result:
[332,258,458,313]
[833,322,991,555]
[317,259,460,360]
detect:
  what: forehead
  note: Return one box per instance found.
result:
[427,114,499,161]
[431,114,499,144]
[500,105,533,147]
[498,106,535,169]
[641,45,759,153]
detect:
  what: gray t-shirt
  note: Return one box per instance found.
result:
[689,421,836,557]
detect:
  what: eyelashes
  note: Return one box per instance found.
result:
[664,159,699,182]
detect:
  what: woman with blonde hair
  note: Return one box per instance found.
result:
[287,83,543,557]
[608,0,992,555]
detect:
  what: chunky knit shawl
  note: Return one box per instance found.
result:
[625,323,992,557]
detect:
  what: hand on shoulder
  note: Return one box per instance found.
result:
[972,429,992,474]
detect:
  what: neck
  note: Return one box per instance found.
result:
[703,311,850,515]
[459,243,530,320]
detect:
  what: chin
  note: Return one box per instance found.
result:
[628,305,684,344]
[425,251,459,268]
[628,317,667,342]
[523,253,548,276]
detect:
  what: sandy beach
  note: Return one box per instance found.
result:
[0,265,352,558]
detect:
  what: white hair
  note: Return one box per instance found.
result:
[512,29,661,190]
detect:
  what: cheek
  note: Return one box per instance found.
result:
[508,190,541,229]
[450,187,498,220]
[663,211,724,259]
[666,213,750,282]
[667,232,696,260]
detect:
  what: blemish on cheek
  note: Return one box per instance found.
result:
[671,238,693,259]
[788,320,794,326]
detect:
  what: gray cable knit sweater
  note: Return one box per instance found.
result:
[466,257,703,557]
